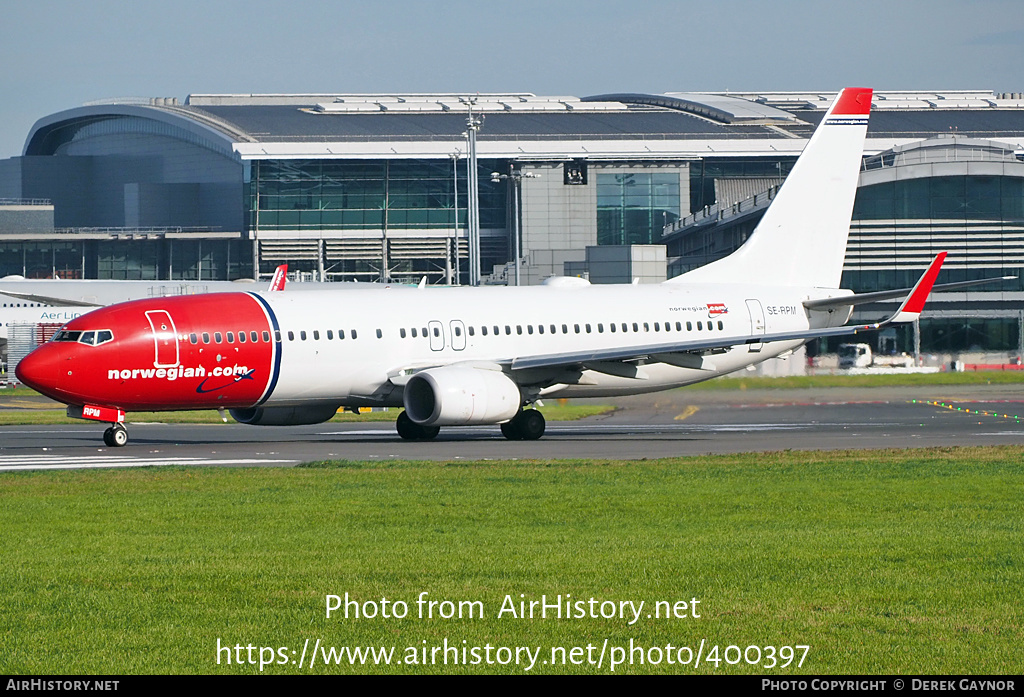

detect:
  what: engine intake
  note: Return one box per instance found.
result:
[404,367,521,426]
[229,404,339,426]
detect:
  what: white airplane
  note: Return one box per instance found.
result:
[14,88,950,446]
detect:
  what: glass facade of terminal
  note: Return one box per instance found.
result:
[842,174,1024,293]
[852,176,1024,221]
[0,239,249,280]
[688,157,796,212]
[248,159,508,232]
[596,173,681,246]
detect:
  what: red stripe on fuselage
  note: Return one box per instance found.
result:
[17,293,276,411]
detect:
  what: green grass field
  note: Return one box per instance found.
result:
[1,446,1021,674]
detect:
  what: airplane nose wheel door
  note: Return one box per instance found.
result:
[103,424,129,447]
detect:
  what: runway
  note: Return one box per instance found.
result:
[1,383,1022,470]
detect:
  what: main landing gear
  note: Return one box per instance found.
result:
[396,410,440,441]
[393,408,546,441]
[500,408,545,441]
[102,423,129,447]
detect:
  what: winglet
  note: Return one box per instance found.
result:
[890,252,946,323]
[269,264,287,292]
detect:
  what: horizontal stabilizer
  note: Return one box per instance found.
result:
[805,272,1014,311]
[0,290,101,307]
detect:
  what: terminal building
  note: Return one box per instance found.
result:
[1,90,1023,358]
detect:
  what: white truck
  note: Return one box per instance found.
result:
[838,343,915,369]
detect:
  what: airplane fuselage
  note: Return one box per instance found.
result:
[18,282,840,414]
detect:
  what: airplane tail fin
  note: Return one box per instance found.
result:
[671,87,872,289]
[269,264,287,292]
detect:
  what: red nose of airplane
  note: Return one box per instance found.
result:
[15,346,65,401]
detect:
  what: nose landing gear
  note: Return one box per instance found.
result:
[103,423,129,447]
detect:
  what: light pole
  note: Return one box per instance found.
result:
[450,150,461,286]
[491,165,539,286]
[463,101,482,286]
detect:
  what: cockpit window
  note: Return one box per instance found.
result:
[52,329,114,346]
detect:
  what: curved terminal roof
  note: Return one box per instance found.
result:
[22,90,1024,160]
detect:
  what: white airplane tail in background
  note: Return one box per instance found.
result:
[674,87,873,289]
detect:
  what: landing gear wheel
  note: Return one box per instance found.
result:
[501,409,546,441]
[517,409,545,440]
[500,420,521,440]
[396,411,440,441]
[103,424,128,447]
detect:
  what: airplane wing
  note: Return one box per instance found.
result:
[0,290,101,307]
[509,253,946,374]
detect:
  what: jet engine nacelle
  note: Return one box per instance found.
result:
[229,404,339,426]
[404,367,522,426]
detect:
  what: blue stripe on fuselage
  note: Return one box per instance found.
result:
[247,292,282,406]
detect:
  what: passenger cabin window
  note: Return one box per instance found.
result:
[203,333,211,344]
[351,330,358,340]
[288,331,295,341]
[215,332,223,343]
[189,333,198,345]
[328,330,334,340]
[226,332,234,343]
[400,328,407,338]
[238,332,246,343]
[253,331,260,343]
[313,330,320,340]
[376,329,382,339]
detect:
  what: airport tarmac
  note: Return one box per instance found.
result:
[1,383,1022,470]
